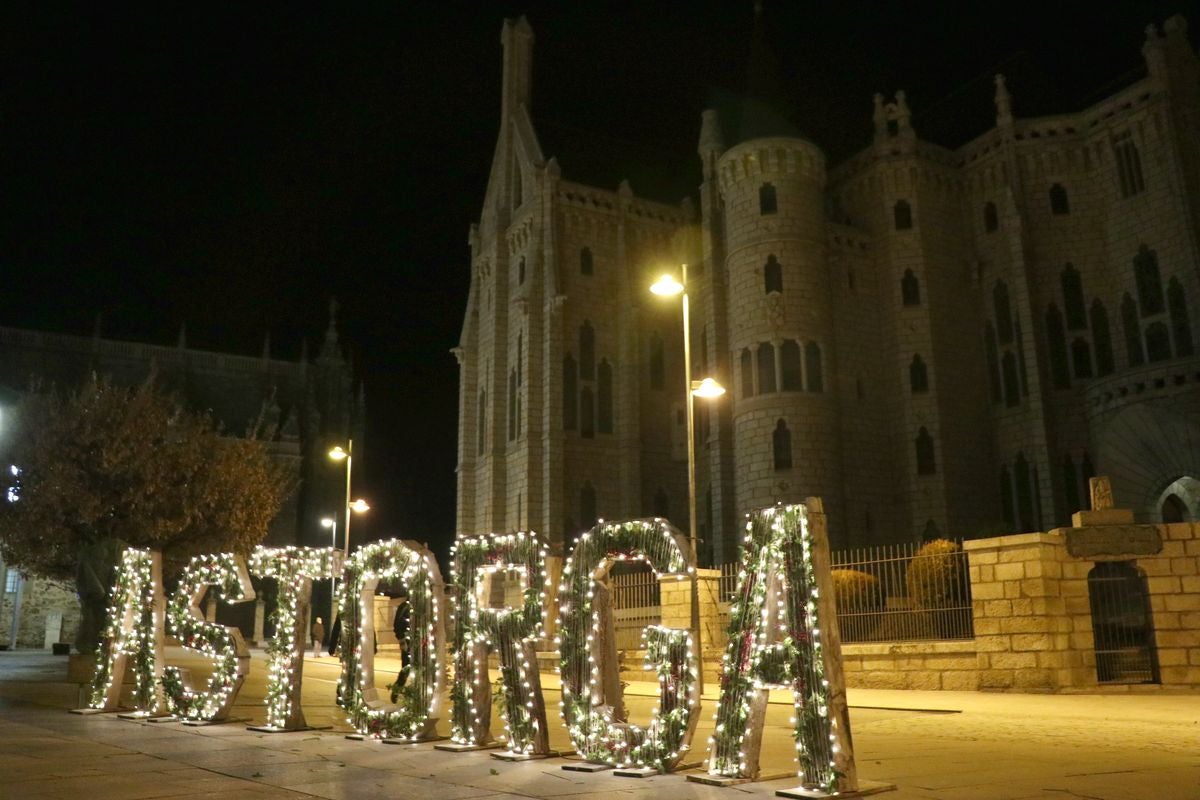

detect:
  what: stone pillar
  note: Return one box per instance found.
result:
[253,599,265,645]
[963,532,1083,690]
[658,568,723,665]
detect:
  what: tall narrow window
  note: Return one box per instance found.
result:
[580,387,595,438]
[653,488,669,520]
[915,427,936,475]
[579,321,595,380]
[580,247,594,276]
[780,339,803,390]
[1145,321,1172,362]
[1072,339,1094,379]
[1000,466,1015,530]
[1063,455,1081,517]
[1015,321,1029,396]
[901,269,921,306]
[994,281,1013,344]
[773,420,793,470]
[1015,453,1033,532]
[512,162,523,208]
[759,182,777,215]
[985,323,1002,403]
[597,359,613,434]
[563,354,577,430]
[507,370,517,441]
[580,481,597,531]
[1049,183,1070,215]
[516,333,523,387]
[757,342,777,393]
[1091,301,1115,376]
[893,199,913,230]
[740,348,754,398]
[1002,352,1020,407]
[477,390,487,456]
[517,257,526,285]
[805,341,823,392]
[1113,131,1145,198]
[1168,278,1193,356]
[983,201,999,232]
[1046,304,1071,389]
[649,332,664,390]
[909,354,929,393]
[1061,264,1086,330]
[1122,293,1144,366]
[764,255,783,293]
[1134,245,1164,315]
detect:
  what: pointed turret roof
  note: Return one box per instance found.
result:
[736,2,799,143]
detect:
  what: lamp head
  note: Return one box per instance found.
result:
[649,274,684,296]
[328,445,348,461]
[350,498,371,514]
[691,377,726,399]
[320,517,335,529]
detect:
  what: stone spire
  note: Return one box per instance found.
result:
[698,109,725,160]
[318,298,343,362]
[738,1,796,142]
[994,74,1013,128]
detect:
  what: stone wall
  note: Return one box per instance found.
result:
[840,523,1200,691]
[0,576,81,650]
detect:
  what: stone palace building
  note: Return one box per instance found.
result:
[455,15,1200,564]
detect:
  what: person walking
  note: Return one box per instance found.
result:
[311,616,325,658]
[389,591,410,702]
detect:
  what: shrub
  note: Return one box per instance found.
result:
[831,569,885,612]
[906,539,966,609]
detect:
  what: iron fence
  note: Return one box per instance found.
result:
[610,564,661,651]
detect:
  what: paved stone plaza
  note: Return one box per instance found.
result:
[0,650,1197,800]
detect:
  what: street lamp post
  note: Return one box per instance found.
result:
[328,441,370,631]
[650,264,725,696]
[321,517,338,631]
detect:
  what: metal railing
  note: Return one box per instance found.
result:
[830,541,974,643]
[610,564,661,651]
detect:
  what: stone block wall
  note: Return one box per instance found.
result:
[0,576,81,649]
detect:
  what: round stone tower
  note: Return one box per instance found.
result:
[717,135,842,522]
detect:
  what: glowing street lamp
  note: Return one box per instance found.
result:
[649,263,725,695]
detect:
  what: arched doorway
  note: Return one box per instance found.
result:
[1161,494,1187,523]
[1155,476,1200,523]
[1087,562,1158,684]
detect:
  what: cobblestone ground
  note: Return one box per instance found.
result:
[1,650,1197,800]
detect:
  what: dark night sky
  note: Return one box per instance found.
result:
[3,1,1198,559]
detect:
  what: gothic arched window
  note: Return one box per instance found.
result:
[1168,277,1194,357]
[757,342,777,393]
[1146,321,1172,362]
[994,281,1013,344]
[915,427,936,475]
[580,481,597,531]
[507,370,517,441]
[764,255,783,294]
[759,182,777,215]
[1002,351,1020,407]
[649,332,664,390]
[1063,455,1081,517]
[773,419,793,470]
[1122,293,1144,366]
[517,256,526,285]
[563,354,577,430]
[985,323,1001,403]
[580,386,595,438]
[1046,303,1071,389]
[1014,452,1034,532]
[1061,264,1086,330]
[901,269,921,306]
[1072,338,1093,379]
[1091,301,1115,376]
[1134,245,1164,315]
[893,199,913,230]
[983,201,999,232]
[597,359,613,434]
[580,247,594,276]
[780,339,802,390]
[580,321,595,380]
[1049,183,1070,215]
[740,348,754,398]
[909,354,929,393]
[1000,466,1015,530]
[805,341,823,392]
[477,389,487,456]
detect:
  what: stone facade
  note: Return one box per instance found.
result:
[456,16,1200,562]
[0,574,79,649]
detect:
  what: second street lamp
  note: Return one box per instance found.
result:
[650,263,725,696]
